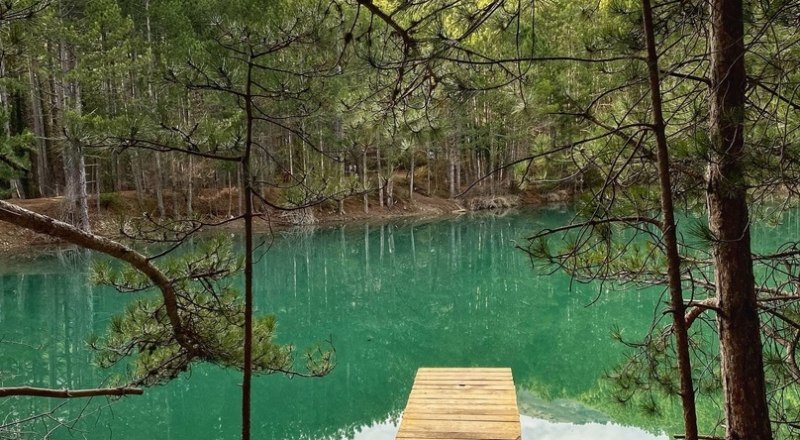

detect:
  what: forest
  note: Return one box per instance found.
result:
[0,0,799,439]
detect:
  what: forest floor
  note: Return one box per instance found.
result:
[0,186,569,254]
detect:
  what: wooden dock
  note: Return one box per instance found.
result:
[396,367,521,440]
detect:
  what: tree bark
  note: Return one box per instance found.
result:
[362,148,369,214]
[409,148,415,203]
[155,153,166,217]
[448,139,455,198]
[131,152,145,208]
[27,57,47,197]
[641,2,698,438]
[57,14,90,231]
[377,143,383,208]
[241,56,255,440]
[63,137,90,231]
[707,1,772,439]
[0,386,142,398]
[187,155,193,215]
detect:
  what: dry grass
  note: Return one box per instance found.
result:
[466,195,520,211]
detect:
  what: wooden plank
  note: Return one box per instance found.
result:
[405,401,518,409]
[407,395,517,402]
[410,388,515,393]
[413,371,512,376]
[412,374,513,380]
[397,430,519,440]
[412,376,512,382]
[401,406,519,415]
[395,368,521,440]
[408,395,518,403]
[401,414,520,422]
[411,382,515,387]
[414,372,512,378]
[402,403,519,411]
[411,389,516,394]
[416,368,513,373]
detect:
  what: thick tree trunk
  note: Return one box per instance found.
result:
[63,138,90,231]
[58,27,90,231]
[707,1,772,439]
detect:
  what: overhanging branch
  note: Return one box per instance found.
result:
[0,200,191,351]
[0,386,143,399]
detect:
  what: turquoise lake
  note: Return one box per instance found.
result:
[8,207,793,439]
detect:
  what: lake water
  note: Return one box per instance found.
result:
[2,207,758,439]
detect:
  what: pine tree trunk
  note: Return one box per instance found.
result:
[641,2,698,437]
[63,138,90,231]
[376,144,383,208]
[338,153,345,215]
[455,150,461,195]
[45,40,65,194]
[288,132,294,176]
[386,175,393,208]
[145,0,165,218]
[155,154,165,217]
[409,149,415,203]
[27,57,47,197]
[241,59,255,440]
[172,159,180,217]
[427,148,431,196]
[707,1,772,439]
[187,155,193,215]
[94,158,100,213]
[227,171,233,217]
[448,144,456,199]
[335,117,345,215]
[131,153,144,208]
[362,148,369,214]
[58,30,90,232]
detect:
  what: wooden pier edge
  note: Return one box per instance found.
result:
[395,367,522,440]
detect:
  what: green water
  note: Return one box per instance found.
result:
[9,207,788,439]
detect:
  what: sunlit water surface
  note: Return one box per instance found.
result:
[7,207,794,439]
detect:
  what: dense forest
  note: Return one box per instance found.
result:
[1,0,799,440]
[0,0,575,223]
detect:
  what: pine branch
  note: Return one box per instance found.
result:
[0,200,191,351]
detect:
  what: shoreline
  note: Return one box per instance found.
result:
[0,190,565,256]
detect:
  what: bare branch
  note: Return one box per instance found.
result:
[0,386,142,399]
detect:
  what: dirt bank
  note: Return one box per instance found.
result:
[0,190,461,254]
[0,187,572,254]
